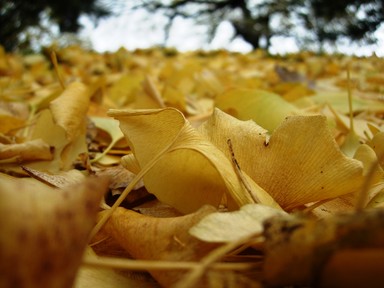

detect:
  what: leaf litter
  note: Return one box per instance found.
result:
[0,46,384,287]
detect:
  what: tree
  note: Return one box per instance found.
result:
[136,0,384,51]
[0,0,111,51]
[301,0,384,50]
[135,0,299,50]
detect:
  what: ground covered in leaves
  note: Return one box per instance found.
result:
[1,45,384,287]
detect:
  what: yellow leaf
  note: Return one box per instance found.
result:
[162,84,187,112]
[302,92,384,114]
[50,82,91,142]
[90,116,124,163]
[109,108,279,214]
[215,88,302,132]
[368,131,384,168]
[0,139,52,163]
[199,109,364,210]
[24,104,88,171]
[101,205,218,287]
[107,74,143,107]
[190,204,287,243]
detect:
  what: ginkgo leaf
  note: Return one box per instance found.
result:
[50,82,91,141]
[0,101,29,134]
[354,144,384,178]
[340,132,361,158]
[199,109,365,210]
[100,205,218,287]
[215,88,302,132]
[326,104,372,141]
[108,74,143,107]
[27,109,76,171]
[109,108,280,214]
[162,84,187,112]
[0,174,109,288]
[0,139,52,163]
[90,116,124,163]
[189,204,287,243]
[368,131,384,168]
[302,92,384,114]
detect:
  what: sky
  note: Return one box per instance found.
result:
[77,4,384,56]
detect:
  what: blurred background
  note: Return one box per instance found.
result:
[1,0,383,55]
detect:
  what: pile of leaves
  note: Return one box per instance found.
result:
[1,45,384,287]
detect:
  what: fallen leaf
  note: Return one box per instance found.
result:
[50,82,91,141]
[28,109,72,171]
[21,166,86,188]
[0,101,29,134]
[107,74,143,107]
[304,92,384,114]
[0,139,52,163]
[74,248,158,288]
[0,174,109,288]
[320,249,384,288]
[90,116,125,163]
[109,107,279,214]
[189,204,287,243]
[215,88,302,132]
[263,209,384,287]
[100,205,218,287]
[368,131,384,168]
[199,109,365,210]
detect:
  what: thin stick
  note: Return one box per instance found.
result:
[89,122,187,241]
[50,51,65,90]
[347,66,354,133]
[302,197,337,214]
[355,151,384,212]
[172,232,260,288]
[82,255,257,271]
[89,149,166,241]
[227,139,260,203]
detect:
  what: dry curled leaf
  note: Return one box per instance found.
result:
[109,107,279,214]
[0,139,53,163]
[50,82,91,141]
[100,205,219,287]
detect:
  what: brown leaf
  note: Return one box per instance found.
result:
[0,174,109,288]
[263,209,384,287]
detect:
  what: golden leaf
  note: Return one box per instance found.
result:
[0,139,52,163]
[215,88,301,132]
[100,205,218,287]
[199,109,364,210]
[109,108,279,214]
[190,204,287,243]
[50,82,91,141]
